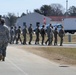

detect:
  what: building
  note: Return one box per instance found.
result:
[49,16,76,25]
[15,12,51,29]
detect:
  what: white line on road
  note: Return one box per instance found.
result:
[6,58,28,75]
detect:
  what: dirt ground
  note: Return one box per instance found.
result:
[16,45,76,66]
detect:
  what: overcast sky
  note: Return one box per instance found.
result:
[0,0,76,16]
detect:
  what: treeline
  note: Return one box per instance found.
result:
[34,4,76,16]
[1,3,76,27]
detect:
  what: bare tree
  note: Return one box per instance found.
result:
[50,3,64,16]
[6,13,17,27]
[68,6,76,16]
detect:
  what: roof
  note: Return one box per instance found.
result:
[49,16,76,21]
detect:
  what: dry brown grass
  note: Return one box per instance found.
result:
[18,45,76,66]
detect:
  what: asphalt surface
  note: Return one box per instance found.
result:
[0,45,76,75]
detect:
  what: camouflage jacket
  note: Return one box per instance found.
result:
[0,25,9,44]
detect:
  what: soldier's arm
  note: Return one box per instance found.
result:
[6,28,10,42]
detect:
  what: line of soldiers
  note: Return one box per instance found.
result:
[9,23,65,46]
[9,23,33,45]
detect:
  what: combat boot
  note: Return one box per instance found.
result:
[2,56,5,61]
[0,54,2,61]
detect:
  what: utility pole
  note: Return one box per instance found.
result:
[66,0,68,17]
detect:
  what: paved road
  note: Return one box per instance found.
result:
[0,45,76,75]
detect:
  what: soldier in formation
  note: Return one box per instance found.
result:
[16,26,22,44]
[13,26,18,43]
[59,26,65,46]
[22,24,27,45]
[35,24,40,45]
[40,25,46,45]
[28,24,33,45]
[45,24,53,45]
[53,27,58,46]
[10,27,14,44]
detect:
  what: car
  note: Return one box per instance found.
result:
[52,24,62,32]
[33,24,62,33]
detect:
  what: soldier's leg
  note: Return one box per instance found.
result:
[48,37,51,45]
[24,35,26,44]
[54,37,56,45]
[45,34,49,45]
[0,45,3,61]
[55,37,57,45]
[50,35,53,45]
[45,38,48,45]
[29,34,32,44]
[2,47,6,61]
[54,37,57,46]
[16,37,18,44]
[10,36,12,44]
[41,35,43,45]
[35,34,37,44]
[0,50,2,61]
[23,35,25,44]
[12,36,14,44]
[42,35,44,45]
[15,35,18,44]
[37,34,39,44]
[20,37,22,44]
[60,37,63,46]
[29,34,31,44]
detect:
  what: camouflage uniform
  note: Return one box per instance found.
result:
[22,25,27,45]
[28,24,33,44]
[45,24,52,45]
[54,27,58,46]
[59,27,65,46]
[35,25,40,45]
[50,26,54,45]
[10,27,14,44]
[14,26,18,43]
[0,19,9,61]
[16,26,22,44]
[40,25,46,45]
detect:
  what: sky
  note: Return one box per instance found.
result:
[0,0,76,16]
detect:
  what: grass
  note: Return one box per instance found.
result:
[19,45,76,65]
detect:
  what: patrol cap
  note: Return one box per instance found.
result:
[11,26,13,29]
[49,24,52,26]
[1,18,5,24]
[42,25,45,27]
[19,26,21,28]
[30,24,32,26]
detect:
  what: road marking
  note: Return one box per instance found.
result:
[6,58,28,75]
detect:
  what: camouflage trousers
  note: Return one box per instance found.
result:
[0,42,8,57]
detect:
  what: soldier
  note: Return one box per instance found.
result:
[10,27,14,44]
[16,26,22,44]
[45,24,53,45]
[14,26,18,43]
[35,24,40,45]
[22,24,27,45]
[50,25,54,45]
[59,26,65,46]
[54,27,58,46]
[28,24,33,44]
[40,25,46,45]
[0,18,9,61]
